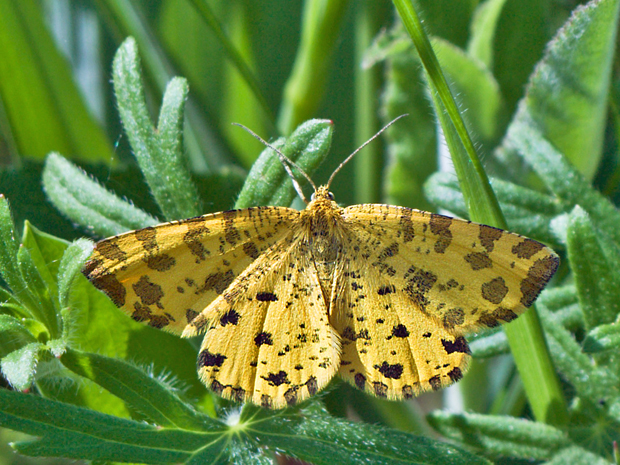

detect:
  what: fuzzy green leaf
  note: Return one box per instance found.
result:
[57,239,93,310]
[537,301,617,402]
[0,196,26,297]
[61,348,208,431]
[43,153,159,237]
[547,446,610,465]
[469,330,508,358]
[0,390,489,464]
[235,119,333,209]
[505,118,620,247]
[427,411,570,460]
[16,243,58,337]
[256,403,491,465]
[0,315,37,358]
[113,37,201,220]
[0,389,221,463]
[583,322,620,353]
[517,0,619,180]
[20,222,67,308]
[566,206,620,329]
[1,342,45,391]
[424,172,563,246]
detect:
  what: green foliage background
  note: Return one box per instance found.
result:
[1,0,620,463]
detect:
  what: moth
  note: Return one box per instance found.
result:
[83,119,559,408]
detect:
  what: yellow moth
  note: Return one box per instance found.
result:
[83,118,559,409]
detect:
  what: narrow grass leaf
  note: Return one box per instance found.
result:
[0,0,114,162]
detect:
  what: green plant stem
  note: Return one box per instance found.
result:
[277,0,350,134]
[393,0,503,224]
[393,0,568,426]
[353,0,389,204]
[186,0,275,130]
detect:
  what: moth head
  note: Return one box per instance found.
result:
[310,189,335,202]
[233,114,408,205]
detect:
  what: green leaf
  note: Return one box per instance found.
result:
[432,37,508,148]
[0,389,220,463]
[504,119,620,247]
[0,391,488,464]
[537,301,617,402]
[43,152,159,237]
[0,315,37,358]
[469,329,508,358]
[583,322,620,353]
[57,239,93,311]
[61,348,208,430]
[566,206,620,329]
[0,196,26,297]
[16,244,58,337]
[0,0,114,162]
[547,446,611,465]
[536,284,583,331]
[467,0,508,68]
[112,37,201,221]
[424,172,564,246]
[0,161,81,240]
[380,33,436,210]
[235,119,333,209]
[20,222,68,308]
[490,0,549,112]
[1,342,45,391]
[68,272,207,403]
[427,411,570,460]
[518,0,620,180]
[257,403,491,465]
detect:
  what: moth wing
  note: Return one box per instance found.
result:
[187,232,340,408]
[331,204,558,399]
[82,207,298,334]
[341,204,558,334]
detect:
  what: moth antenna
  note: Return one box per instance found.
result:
[233,123,317,204]
[326,114,408,189]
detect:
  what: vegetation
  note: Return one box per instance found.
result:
[1,0,619,463]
